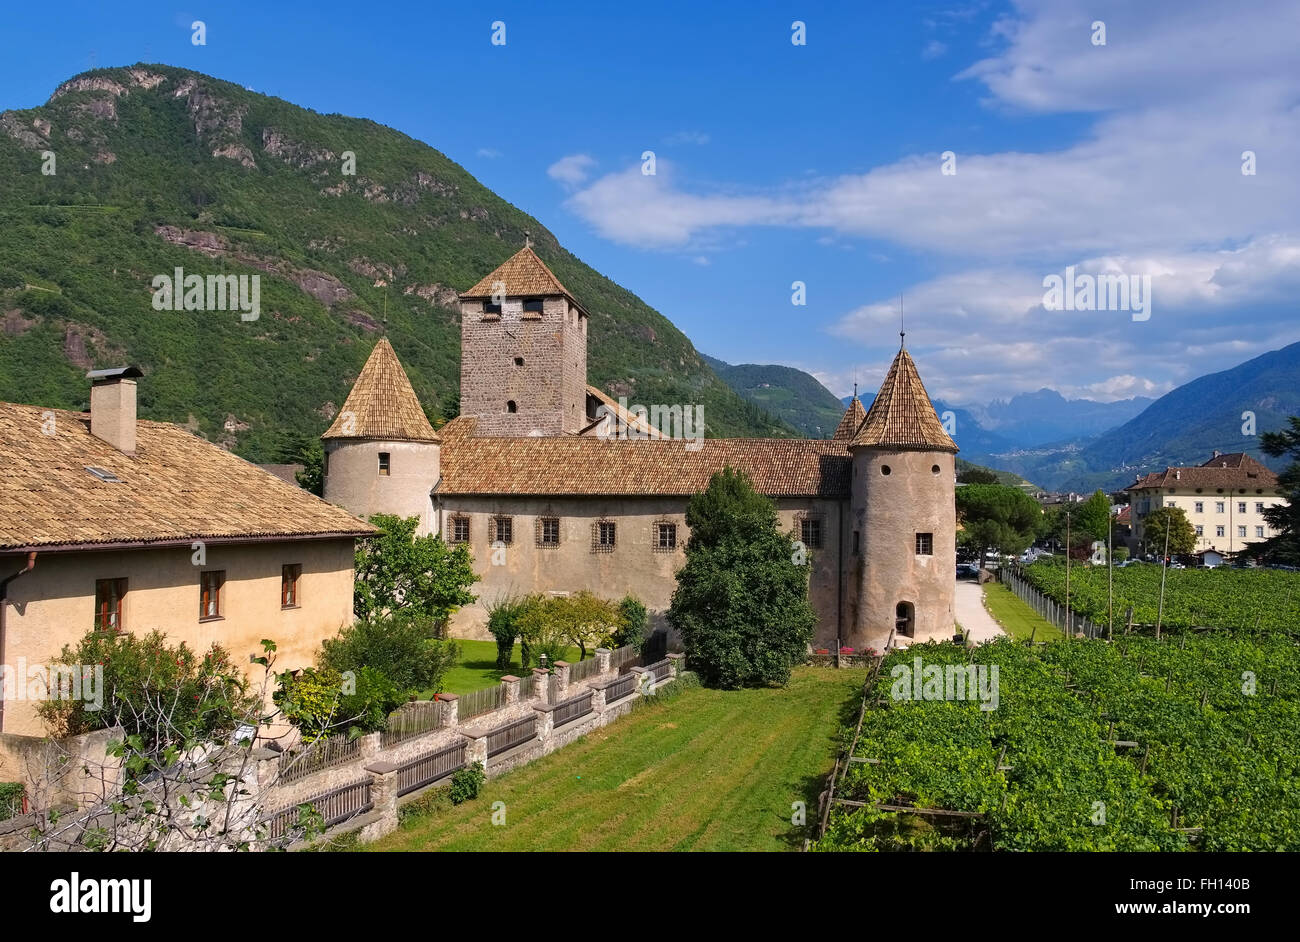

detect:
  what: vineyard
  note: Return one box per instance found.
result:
[1021,560,1300,633]
[813,636,1300,851]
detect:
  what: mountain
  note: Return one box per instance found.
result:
[972,389,1153,449]
[842,393,1017,457]
[705,355,845,438]
[0,64,793,463]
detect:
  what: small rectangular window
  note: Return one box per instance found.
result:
[1216,525,1225,537]
[378,452,391,476]
[1255,502,1265,514]
[1237,526,1247,538]
[1237,502,1247,514]
[1256,526,1265,538]
[200,570,225,620]
[593,520,616,552]
[94,578,127,632]
[483,300,501,318]
[1215,501,1225,513]
[536,517,560,547]
[282,564,302,608]
[1194,501,1203,513]
[915,532,934,556]
[522,299,544,318]
[799,517,822,549]
[449,515,470,544]
[1195,525,1204,535]
[492,515,513,545]
[654,522,677,551]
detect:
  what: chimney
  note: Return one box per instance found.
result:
[88,366,143,455]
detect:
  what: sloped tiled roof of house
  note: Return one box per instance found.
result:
[322,338,440,442]
[832,397,865,441]
[1128,453,1280,491]
[0,402,375,551]
[459,246,585,312]
[850,348,958,452]
[579,386,667,440]
[437,417,851,498]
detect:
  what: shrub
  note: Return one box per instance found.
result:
[36,630,252,751]
[449,762,485,804]
[485,593,531,670]
[275,665,406,741]
[616,595,648,649]
[318,613,459,695]
[0,783,24,820]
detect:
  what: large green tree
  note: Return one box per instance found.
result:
[1141,506,1197,556]
[1075,490,1114,544]
[956,484,1043,566]
[668,468,816,688]
[353,514,479,627]
[1260,417,1300,564]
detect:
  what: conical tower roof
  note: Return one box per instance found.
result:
[850,347,957,452]
[832,396,866,441]
[459,245,585,312]
[322,338,440,442]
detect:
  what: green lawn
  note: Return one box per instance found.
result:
[982,582,1065,642]
[435,640,588,696]
[370,666,867,852]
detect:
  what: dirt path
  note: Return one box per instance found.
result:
[954,580,1006,643]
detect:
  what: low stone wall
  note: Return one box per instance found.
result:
[0,726,124,812]
[273,650,688,848]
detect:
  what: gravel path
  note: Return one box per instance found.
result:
[954,580,1006,643]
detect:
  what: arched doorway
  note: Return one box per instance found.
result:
[896,601,915,638]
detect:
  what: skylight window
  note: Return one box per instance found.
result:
[84,466,121,483]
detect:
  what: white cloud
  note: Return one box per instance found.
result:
[546,153,597,187]
[665,130,711,146]
[476,147,502,159]
[922,40,948,60]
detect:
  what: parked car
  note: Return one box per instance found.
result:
[956,563,981,579]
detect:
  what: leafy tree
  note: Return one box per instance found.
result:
[317,613,458,695]
[956,484,1043,566]
[1075,490,1114,544]
[1141,506,1197,556]
[957,467,999,485]
[485,593,531,670]
[274,665,406,741]
[616,595,648,649]
[668,467,816,688]
[354,514,479,626]
[1260,417,1300,564]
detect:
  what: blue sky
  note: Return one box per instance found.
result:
[4,0,1298,405]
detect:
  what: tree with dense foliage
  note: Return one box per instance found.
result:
[275,665,406,742]
[353,514,479,626]
[956,484,1043,566]
[1260,417,1300,564]
[1075,490,1114,544]
[668,467,816,688]
[616,595,648,650]
[485,593,531,669]
[1141,506,1197,556]
[957,467,999,485]
[317,612,458,695]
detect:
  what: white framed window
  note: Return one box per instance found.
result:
[1216,525,1225,537]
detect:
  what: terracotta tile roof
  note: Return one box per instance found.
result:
[832,398,865,441]
[459,246,584,312]
[0,402,375,552]
[850,348,958,452]
[438,417,851,498]
[322,338,440,442]
[1127,453,1279,492]
[580,386,667,439]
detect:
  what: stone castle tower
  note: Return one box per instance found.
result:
[457,245,589,436]
[848,342,958,648]
[321,338,441,534]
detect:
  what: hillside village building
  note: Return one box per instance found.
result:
[0,368,372,737]
[322,246,959,651]
[1127,452,1284,555]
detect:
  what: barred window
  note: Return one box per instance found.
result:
[492,516,513,545]
[536,517,560,547]
[915,532,933,556]
[449,515,470,544]
[799,517,822,548]
[592,520,616,552]
[654,522,677,551]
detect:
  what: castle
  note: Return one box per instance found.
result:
[321,246,957,650]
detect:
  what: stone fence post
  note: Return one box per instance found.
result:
[532,703,554,752]
[437,692,459,729]
[666,652,686,678]
[589,683,607,714]
[552,661,571,700]
[500,675,521,705]
[531,667,550,703]
[360,761,399,842]
[595,647,612,675]
[358,731,383,762]
[460,728,488,770]
[630,665,654,696]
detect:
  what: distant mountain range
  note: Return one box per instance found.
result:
[709,344,1300,495]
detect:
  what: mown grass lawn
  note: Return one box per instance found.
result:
[369,666,867,852]
[435,640,587,696]
[982,582,1065,642]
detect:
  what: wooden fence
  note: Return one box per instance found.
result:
[459,684,506,721]
[567,657,601,684]
[552,691,593,728]
[605,672,637,703]
[263,778,373,841]
[382,701,443,747]
[486,716,537,757]
[277,733,362,784]
[396,742,467,798]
